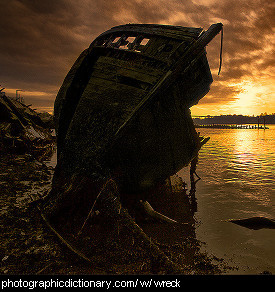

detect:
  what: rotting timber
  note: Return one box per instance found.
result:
[0,94,54,159]
[42,23,223,273]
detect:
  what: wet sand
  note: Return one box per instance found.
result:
[0,150,232,275]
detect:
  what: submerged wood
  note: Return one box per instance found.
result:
[229,217,275,230]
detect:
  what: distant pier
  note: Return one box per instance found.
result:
[195,124,268,129]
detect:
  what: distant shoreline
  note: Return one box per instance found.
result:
[194,124,269,129]
[192,114,275,126]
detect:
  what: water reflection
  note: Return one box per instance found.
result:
[178,125,275,274]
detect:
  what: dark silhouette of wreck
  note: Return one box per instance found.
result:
[41,23,223,273]
[52,23,222,199]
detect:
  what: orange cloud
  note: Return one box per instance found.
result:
[0,0,274,115]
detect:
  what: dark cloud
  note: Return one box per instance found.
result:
[0,0,274,113]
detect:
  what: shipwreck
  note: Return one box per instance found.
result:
[41,23,223,273]
[0,93,54,159]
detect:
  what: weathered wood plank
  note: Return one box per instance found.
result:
[79,76,146,118]
[83,76,147,98]
[54,49,89,136]
[97,24,203,41]
[91,66,158,86]
[95,56,165,77]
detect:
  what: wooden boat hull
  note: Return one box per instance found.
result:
[53,23,222,195]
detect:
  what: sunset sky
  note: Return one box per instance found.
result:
[1,0,274,116]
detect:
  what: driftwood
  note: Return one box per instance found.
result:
[28,194,95,264]
[138,200,178,224]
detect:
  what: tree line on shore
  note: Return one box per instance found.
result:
[193,114,275,125]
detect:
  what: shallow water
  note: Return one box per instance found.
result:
[178,125,275,274]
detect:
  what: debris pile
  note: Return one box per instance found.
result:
[0,94,54,159]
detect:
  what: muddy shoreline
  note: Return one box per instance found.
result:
[0,150,234,275]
